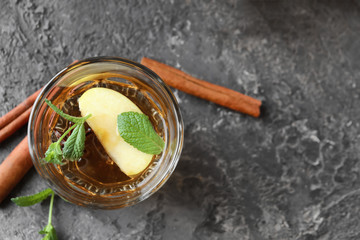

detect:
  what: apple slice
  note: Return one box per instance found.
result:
[78,87,153,177]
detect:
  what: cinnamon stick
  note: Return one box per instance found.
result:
[0,88,41,129]
[141,57,261,117]
[0,136,33,204]
[0,107,32,143]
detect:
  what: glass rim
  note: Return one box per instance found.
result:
[28,56,184,209]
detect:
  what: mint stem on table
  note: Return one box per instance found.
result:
[117,111,165,155]
[44,99,91,164]
[39,192,57,240]
[11,188,58,240]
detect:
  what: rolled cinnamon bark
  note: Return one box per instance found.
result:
[141,57,261,117]
[0,136,33,204]
[0,89,41,129]
[0,107,32,143]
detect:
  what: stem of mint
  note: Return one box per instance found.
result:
[57,123,77,143]
[45,99,86,124]
[48,192,54,226]
[39,191,58,239]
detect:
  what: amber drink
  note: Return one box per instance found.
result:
[28,57,183,209]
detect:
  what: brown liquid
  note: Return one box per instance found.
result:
[48,77,164,195]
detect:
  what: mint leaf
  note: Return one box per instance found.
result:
[117,112,164,155]
[44,142,63,165]
[45,99,85,124]
[63,123,86,161]
[39,223,58,240]
[11,188,54,207]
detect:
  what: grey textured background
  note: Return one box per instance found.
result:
[1,0,360,239]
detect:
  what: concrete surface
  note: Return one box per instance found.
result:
[1,0,360,239]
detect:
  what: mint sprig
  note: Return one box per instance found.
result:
[117,112,164,155]
[44,99,91,164]
[11,188,58,240]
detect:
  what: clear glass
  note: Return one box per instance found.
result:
[28,57,184,209]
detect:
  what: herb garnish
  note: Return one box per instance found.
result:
[11,188,58,240]
[44,99,91,164]
[117,112,165,155]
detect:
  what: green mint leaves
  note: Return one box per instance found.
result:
[39,223,57,240]
[117,112,164,155]
[44,99,91,164]
[44,142,64,165]
[63,123,86,161]
[11,188,58,240]
[11,188,54,206]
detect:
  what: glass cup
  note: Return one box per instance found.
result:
[28,57,184,209]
